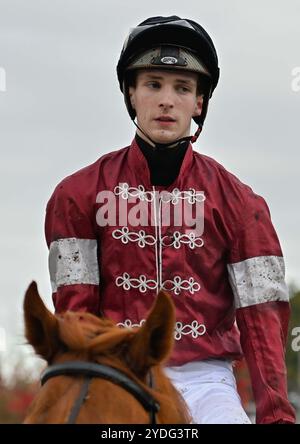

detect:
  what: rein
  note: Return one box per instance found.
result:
[41,361,160,424]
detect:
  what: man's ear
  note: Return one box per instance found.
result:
[128,86,135,109]
[193,94,204,117]
[24,281,60,362]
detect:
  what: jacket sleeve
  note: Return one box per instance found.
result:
[227,190,296,424]
[45,177,100,315]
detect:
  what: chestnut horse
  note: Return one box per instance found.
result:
[23,282,190,424]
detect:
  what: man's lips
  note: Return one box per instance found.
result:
[155,116,176,121]
[155,116,176,124]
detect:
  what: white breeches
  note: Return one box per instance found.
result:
[165,359,252,424]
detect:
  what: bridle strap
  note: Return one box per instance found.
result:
[41,361,160,423]
[67,377,92,424]
[146,370,157,425]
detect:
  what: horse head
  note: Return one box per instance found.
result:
[23,282,190,424]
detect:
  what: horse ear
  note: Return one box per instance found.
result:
[24,281,60,362]
[127,290,175,377]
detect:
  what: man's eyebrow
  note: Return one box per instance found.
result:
[143,74,165,80]
[143,74,196,85]
[175,78,195,85]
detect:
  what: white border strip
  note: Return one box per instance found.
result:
[227,255,289,308]
[49,238,99,292]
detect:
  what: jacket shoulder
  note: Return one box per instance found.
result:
[194,151,254,194]
[193,151,271,229]
[51,145,130,196]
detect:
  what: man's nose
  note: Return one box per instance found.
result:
[158,86,174,108]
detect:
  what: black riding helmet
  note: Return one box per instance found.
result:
[117,15,220,142]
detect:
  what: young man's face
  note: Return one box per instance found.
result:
[129,69,203,145]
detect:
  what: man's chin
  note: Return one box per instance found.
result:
[150,131,179,145]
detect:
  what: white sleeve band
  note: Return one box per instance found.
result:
[49,238,100,292]
[227,255,289,309]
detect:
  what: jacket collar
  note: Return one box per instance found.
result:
[128,138,195,190]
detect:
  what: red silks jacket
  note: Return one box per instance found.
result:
[45,139,295,423]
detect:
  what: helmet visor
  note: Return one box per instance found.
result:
[122,19,196,52]
[126,46,211,77]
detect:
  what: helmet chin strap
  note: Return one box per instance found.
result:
[132,119,202,150]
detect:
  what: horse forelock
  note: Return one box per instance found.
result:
[57,311,135,355]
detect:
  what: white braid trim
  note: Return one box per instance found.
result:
[175,320,206,340]
[115,273,200,295]
[112,227,156,247]
[160,187,206,205]
[115,273,157,293]
[161,276,201,295]
[114,183,206,205]
[161,230,204,249]
[114,183,154,202]
[117,319,206,341]
[112,227,204,250]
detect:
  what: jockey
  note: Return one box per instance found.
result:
[45,16,296,424]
